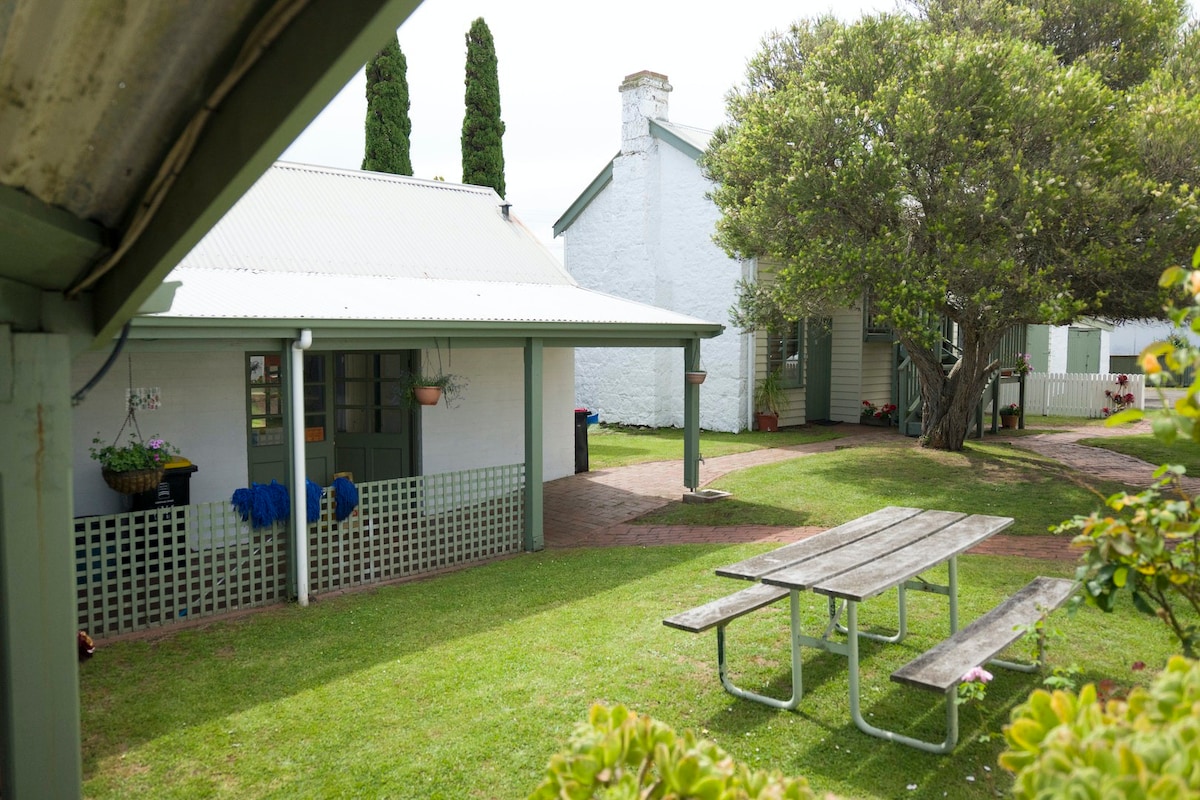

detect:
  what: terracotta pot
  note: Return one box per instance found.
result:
[755,413,779,432]
[1000,413,1018,429]
[685,371,707,385]
[413,385,443,406]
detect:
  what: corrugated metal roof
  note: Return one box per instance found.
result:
[154,162,722,334]
[159,267,718,327]
[652,119,713,154]
[173,162,575,284]
[0,0,262,228]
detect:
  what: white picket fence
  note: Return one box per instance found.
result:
[994,372,1145,418]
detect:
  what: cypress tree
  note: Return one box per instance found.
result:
[461,17,505,197]
[362,34,413,176]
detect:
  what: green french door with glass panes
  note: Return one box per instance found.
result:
[246,350,416,487]
[247,351,290,485]
[334,351,418,483]
[247,352,334,486]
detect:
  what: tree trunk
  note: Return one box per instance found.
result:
[904,328,1004,451]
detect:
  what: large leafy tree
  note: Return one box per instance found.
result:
[362,34,413,175]
[461,17,505,197]
[704,1,1199,450]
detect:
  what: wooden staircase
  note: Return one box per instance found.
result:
[895,325,1028,438]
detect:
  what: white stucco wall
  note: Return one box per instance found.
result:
[564,140,746,432]
[421,346,575,480]
[72,348,248,517]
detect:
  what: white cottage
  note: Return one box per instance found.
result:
[71,162,721,637]
[555,72,895,432]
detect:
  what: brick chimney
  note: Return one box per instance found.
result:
[619,71,671,156]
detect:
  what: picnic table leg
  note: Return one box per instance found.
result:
[715,590,803,710]
[847,601,960,754]
[832,586,908,644]
[949,557,959,633]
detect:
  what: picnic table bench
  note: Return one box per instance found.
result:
[663,506,1078,753]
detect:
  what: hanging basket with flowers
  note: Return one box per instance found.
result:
[90,407,179,494]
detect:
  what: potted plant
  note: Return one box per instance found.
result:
[999,402,1021,428]
[398,370,467,408]
[860,400,897,427]
[1102,374,1135,417]
[90,433,179,494]
[753,368,788,432]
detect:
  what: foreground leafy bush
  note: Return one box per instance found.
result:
[528,704,817,800]
[1000,655,1200,798]
[1058,248,1200,656]
[1057,475,1200,656]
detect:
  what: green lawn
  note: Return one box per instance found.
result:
[586,424,843,470]
[80,547,1183,800]
[635,440,1123,535]
[999,414,1108,436]
[1077,433,1200,475]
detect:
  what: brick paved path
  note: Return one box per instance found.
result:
[544,419,1187,561]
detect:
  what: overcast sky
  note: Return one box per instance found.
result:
[283,0,901,258]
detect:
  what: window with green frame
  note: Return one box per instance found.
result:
[863,291,893,342]
[247,353,284,447]
[767,322,804,388]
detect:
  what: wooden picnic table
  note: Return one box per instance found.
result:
[665,506,1076,753]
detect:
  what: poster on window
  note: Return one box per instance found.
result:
[126,387,160,410]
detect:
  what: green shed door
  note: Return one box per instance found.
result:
[1067,328,1101,374]
[806,318,833,421]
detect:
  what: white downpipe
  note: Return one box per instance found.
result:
[746,330,756,430]
[291,329,313,607]
[744,258,758,431]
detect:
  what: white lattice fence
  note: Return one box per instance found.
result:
[994,372,1145,418]
[76,465,526,637]
[75,504,288,638]
[307,464,525,596]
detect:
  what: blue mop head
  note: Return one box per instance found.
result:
[264,480,290,525]
[305,478,323,524]
[331,476,359,522]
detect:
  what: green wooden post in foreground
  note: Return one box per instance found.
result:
[0,329,83,797]
[684,340,700,491]
[523,338,544,551]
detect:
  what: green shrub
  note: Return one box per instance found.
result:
[1000,655,1200,798]
[1057,249,1200,657]
[527,704,817,800]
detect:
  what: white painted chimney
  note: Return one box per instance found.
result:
[619,70,671,156]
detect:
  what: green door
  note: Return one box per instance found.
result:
[334,351,418,482]
[247,350,289,485]
[1067,328,1101,373]
[246,352,336,486]
[806,318,833,421]
[302,354,335,485]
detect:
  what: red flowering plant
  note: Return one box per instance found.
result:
[1102,374,1136,417]
[861,400,898,422]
